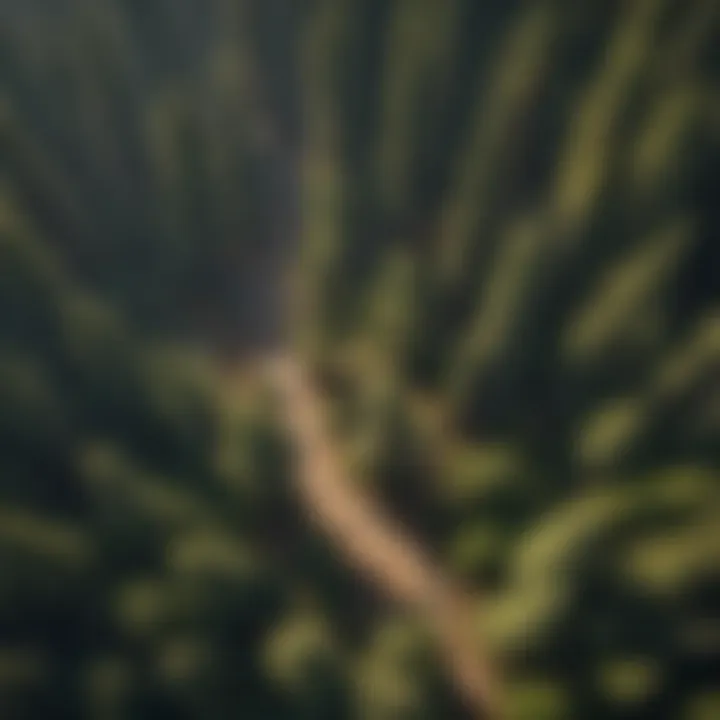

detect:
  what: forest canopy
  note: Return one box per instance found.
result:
[0,0,718,718]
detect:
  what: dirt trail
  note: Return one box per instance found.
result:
[265,354,503,719]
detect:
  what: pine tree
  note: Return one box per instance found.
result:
[0,0,718,718]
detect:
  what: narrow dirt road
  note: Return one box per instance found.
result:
[265,354,503,719]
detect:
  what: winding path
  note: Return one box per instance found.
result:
[265,354,503,719]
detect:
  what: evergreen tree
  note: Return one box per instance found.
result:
[0,0,718,717]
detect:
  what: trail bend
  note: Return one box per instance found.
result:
[264,354,503,719]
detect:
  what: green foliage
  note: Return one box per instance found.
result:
[0,0,718,718]
[354,617,441,720]
[506,678,572,720]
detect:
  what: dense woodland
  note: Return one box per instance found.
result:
[0,0,718,718]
